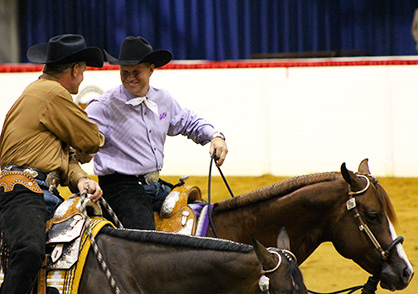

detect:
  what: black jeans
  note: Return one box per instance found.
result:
[0,185,46,294]
[99,173,155,230]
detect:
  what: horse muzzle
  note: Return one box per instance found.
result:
[379,237,414,291]
[380,260,414,291]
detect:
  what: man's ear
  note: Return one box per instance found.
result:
[149,64,155,75]
[70,63,79,78]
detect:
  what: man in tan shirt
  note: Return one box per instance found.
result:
[0,34,105,294]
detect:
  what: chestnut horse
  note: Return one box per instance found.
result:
[206,159,414,291]
[79,227,306,294]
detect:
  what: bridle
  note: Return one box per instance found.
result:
[346,174,404,262]
[309,174,405,294]
[259,248,298,294]
[341,174,405,294]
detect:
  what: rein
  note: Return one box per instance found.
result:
[207,152,235,238]
[79,187,124,294]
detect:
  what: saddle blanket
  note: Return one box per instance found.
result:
[0,217,113,294]
[189,203,213,237]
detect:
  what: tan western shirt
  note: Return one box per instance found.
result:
[0,76,105,192]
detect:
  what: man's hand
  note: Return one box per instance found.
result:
[209,137,228,167]
[77,177,103,203]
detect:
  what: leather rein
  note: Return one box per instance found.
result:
[207,154,302,294]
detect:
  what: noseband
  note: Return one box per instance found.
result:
[259,248,297,294]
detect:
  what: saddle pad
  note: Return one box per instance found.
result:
[46,217,113,294]
[191,204,213,237]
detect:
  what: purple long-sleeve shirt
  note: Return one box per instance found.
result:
[85,85,216,176]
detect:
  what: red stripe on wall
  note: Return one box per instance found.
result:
[1,57,418,73]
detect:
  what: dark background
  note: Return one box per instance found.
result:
[18,0,418,62]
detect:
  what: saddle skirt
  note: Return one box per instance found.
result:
[47,195,103,269]
[0,196,113,294]
[46,217,113,294]
[46,196,113,294]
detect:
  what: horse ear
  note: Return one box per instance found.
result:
[341,162,353,185]
[358,158,371,174]
[341,162,365,191]
[251,234,270,266]
[276,227,290,251]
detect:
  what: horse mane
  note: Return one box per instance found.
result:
[214,171,399,226]
[100,226,253,253]
[214,172,339,213]
[373,179,398,226]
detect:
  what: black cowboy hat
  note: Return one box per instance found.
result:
[104,36,172,68]
[26,34,104,67]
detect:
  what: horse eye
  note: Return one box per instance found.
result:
[366,212,379,223]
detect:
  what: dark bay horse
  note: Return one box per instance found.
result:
[79,227,306,294]
[207,159,414,291]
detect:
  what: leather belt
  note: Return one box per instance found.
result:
[99,171,160,186]
[1,166,48,181]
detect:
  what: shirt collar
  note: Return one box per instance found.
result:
[122,86,154,102]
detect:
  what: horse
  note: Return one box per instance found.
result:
[78,227,307,294]
[206,159,414,291]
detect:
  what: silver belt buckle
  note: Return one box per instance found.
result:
[46,170,61,188]
[144,171,159,185]
[23,168,38,179]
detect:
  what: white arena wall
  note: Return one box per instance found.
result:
[1,57,418,178]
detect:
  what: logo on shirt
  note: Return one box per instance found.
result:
[159,112,167,120]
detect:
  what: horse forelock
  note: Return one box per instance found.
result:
[355,175,398,226]
[286,261,306,292]
[214,172,339,213]
[100,226,253,253]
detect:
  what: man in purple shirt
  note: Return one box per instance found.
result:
[86,36,228,229]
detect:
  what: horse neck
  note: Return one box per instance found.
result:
[82,232,262,294]
[211,176,349,264]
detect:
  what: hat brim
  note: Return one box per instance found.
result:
[27,43,104,68]
[104,49,172,68]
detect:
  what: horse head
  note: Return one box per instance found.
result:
[332,158,414,291]
[252,228,307,294]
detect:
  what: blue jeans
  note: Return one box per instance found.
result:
[36,179,63,219]
[143,179,173,212]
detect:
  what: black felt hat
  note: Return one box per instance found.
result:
[26,34,104,67]
[104,36,172,68]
